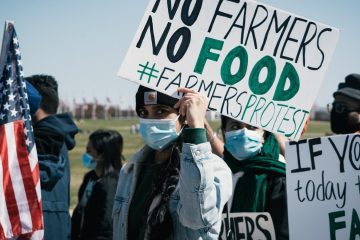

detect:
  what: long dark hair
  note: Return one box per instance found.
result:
[89,129,123,177]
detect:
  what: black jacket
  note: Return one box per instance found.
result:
[71,171,119,240]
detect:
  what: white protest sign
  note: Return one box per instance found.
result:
[219,212,276,240]
[286,134,360,240]
[118,0,339,140]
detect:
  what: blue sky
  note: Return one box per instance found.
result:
[1,0,359,109]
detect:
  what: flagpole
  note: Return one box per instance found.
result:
[0,21,14,79]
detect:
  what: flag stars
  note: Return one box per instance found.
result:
[24,127,30,136]
[15,48,20,56]
[10,108,18,117]
[6,64,11,71]
[3,102,11,110]
[25,138,32,146]
[13,37,19,45]
[6,78,13,86]
[19,70,24,77]
[8,92,16,101]
[0,113,5,120]
[17,59,23,66]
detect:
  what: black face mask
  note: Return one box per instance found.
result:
[330,102,360,134]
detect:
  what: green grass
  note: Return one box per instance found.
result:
[68,119,331,209]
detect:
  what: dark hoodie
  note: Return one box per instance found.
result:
[33,113,78,240]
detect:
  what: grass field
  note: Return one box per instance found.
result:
[68,119,331,210]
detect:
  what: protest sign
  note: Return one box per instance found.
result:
[219,212,276,240]
[118,0,339,140]
[286,134,360,240]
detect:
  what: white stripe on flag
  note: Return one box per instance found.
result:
[30,229,44,240]
[0,154,13,237]
[5,123,33,233]
[28,145,38,173]
[29,147,42,202]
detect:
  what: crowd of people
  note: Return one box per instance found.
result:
[25,73,359,239]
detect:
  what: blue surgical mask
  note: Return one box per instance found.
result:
[82,153,97,169]
[139,116,182,150]
[224,128,263,160]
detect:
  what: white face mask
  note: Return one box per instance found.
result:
[224,128,263,160]
[139,116,182,150]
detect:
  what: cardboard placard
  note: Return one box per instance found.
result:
[118,0,339,140]
[286,134,360,239]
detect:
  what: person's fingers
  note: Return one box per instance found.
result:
[177,87,197,95]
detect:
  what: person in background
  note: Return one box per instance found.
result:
[329,73,360,134]
[26,74,79,240]
[72,129,123,240]
[112,86,232,240]
[220,115,288,240]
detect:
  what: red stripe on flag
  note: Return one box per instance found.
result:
[13,121,43,231]
[32,162,40,189]
[0,124,22,236]
[0,223,4,239]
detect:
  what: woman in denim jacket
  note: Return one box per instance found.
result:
[113,86,232,240]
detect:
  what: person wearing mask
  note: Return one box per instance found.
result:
[220,116,288,240]
[329,73,360,134]
[72,129,123,240]
[26,74,79,240]
[112,86,232,240]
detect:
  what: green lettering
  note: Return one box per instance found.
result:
[241,94,257,120]
[220,46,248,85]
[273,62,300,101]
[194,37,223,74]
[350,209,360,240]
[329,210,346,240]
[249,55,276,95]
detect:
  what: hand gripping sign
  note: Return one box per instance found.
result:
[118,0,339,140]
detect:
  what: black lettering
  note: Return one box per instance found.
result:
[151,0,181,20]
[245,4,268,49]
[198,79,214,98]
[221,86,238,114]
[208,0,233,33]
[181,0,203,26]
[294,180,305,202]
[256,214,272,240]
[349,135,360,170]
[280,17,307,61]
[136,16,171,56]
[167,27,191,63]
[208,83,226,111]
[308,28,332,70]
[328,135,349,173]
[231,91,247,118]
[290,139,311,173]
[309,138,322,170]
[260,10,291,56]
[295,22,317,67]
[165,72,181,90]
[224,2,247,42]
[245,217,255,240]
[184,75,199,89]
[156,67,175,87]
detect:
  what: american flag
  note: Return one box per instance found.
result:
[0,22,43,240]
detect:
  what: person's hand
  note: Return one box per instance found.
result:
[174,88,208,128]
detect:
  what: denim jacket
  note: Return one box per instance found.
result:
[113,142,232,240]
